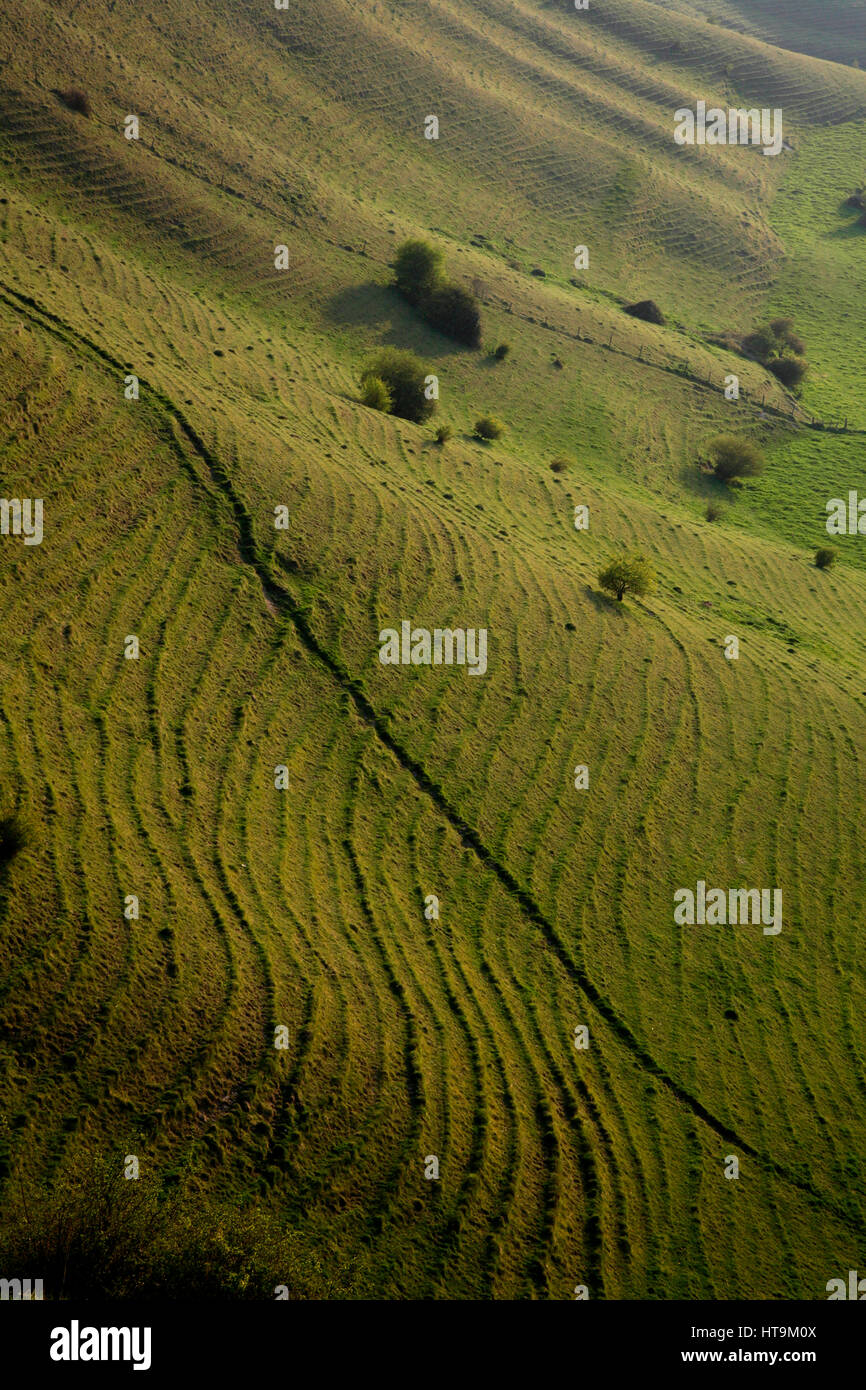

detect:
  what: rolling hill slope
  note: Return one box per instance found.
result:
[0,0,865,1298]
[652,0,866,68]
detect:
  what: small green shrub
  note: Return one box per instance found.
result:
[360,375,393,413]
[705,433,765,483]
[473,415,504,441]
[434,424,452,444]
[815,547,837,570]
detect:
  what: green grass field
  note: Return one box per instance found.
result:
[0,0,864,1299]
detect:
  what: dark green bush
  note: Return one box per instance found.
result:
[742,319,809,387]
[390,239,482,348]
[360,348,435,424]
[768,318,806,355]
[390,239,444,306]
[742,326,777,361]
[769,355,808,388]
[423,284,481,348]
[705,433,765,482]
[624,300,665,325]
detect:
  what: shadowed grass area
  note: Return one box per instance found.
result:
[0,1152,342,1299]
[0,815,26,866]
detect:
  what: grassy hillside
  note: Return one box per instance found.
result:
[653,0,866,68]
[0,0,865,1298]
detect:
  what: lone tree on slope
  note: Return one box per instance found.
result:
[598,551,655,602]
[704,433,765,483]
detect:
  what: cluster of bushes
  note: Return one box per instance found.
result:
[359,347,505,445]
[362,250,821,601]
[742,318,808,388]
[366,246,829,596]
[391,240,482,348]
[357,239,509,432]
[360,347,435,424]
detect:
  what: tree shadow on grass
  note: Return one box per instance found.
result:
[826,220,866,242]
[678,461,739,506]
[0,816,25,867]
[324,284,479,359]
[377,323,477,358]
[324,282,395,327]
[0,815,27,929]
[583,583,627,615]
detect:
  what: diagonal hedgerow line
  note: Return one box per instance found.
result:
[3,279,863,1242]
